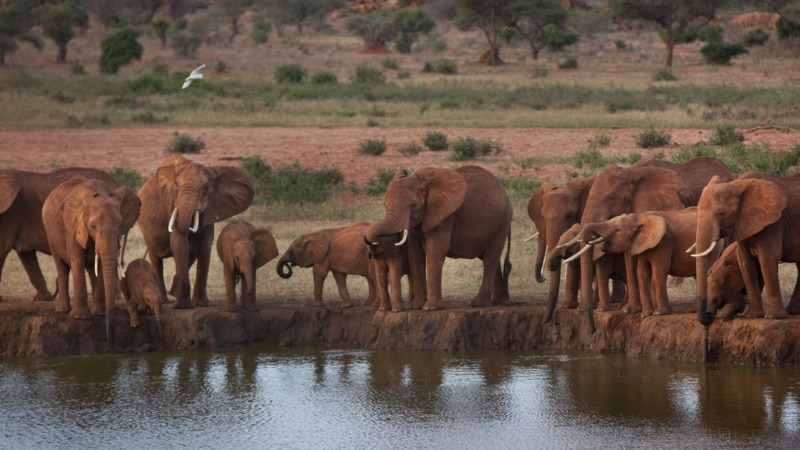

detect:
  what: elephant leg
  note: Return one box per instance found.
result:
[69,254,90,320]
[332,271,354,308]
[561,264,579,309]
[423,233,448,311]
[311,265,328,306]
[16,251,53,301]
[364,276,377,307]
[737,245,766,318]
[389,265,405,312]
[170,232,193,309]
[406,238,427,310]
[91,259,106,316]
[375,263,390,311]
[610,279,626,305]
[491,263,510,306]
[223,267,238,312]
[594,260,613,311]
[636,260,655,316]
[650,260,672,316]
[621,252,642,314]
[53,258,71,313]
[148,253,169,302]
[757,252,787,319]
[191,228,214,307]
[785,263,800,315]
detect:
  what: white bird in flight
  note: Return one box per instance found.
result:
[182,64,205,89]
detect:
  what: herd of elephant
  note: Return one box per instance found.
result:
[2,153,798,351]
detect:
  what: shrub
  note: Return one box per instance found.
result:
[697,25,723,43]
[717,143,800,176]
[449,136,502,161]
[614,40,626,50]
[165,132,205,154]
[311,71,338,84]
[151,19,169,49]
[392,8,435,54]
[422,59,457,74]
[636,128,671,148]
[241,155,344,204]
[652,68,677,81]
[743,28,769,47]
[167,17,205,58]
[109,166,145,190]
[351,65,385,85]
[99,27,143,74]
[398,142,422,156]
[700,41,747,65]
[250,13,271,44]
[274,64,306,83]
[364,168,400,196]
[557,56,578,69]
[422,130,448,151]
[710,124,744,146]
[359,138,387,156]
[346,11,394,49]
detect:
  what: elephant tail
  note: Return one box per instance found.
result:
[501,229,512,301]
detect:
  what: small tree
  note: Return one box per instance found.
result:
[267,0,342,36]
[392,8,436,54]
[508,0,571,60]
[36,1,87,62]
[0,0,41,65]
[453,0,515,65]
[151,18,169,49]
[168,17,207,58]
[346,10,394,50]
[99,27,143,74]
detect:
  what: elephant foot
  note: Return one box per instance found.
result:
[765,308,788,319]
[392,306,406,312]
[560,300,578,310]
[786,304,800,315]
[653,307,672,316]
[641,309,654,317]
[31,291,54,302]
[596,304,614,312]
[423,301,445,311]
[469,295,492,307]
[225,304,240,312]
[174,297,195,309]
[193,297,211,307]
[90,306,106,317]
[70,307,91,320]
[743,305,765,318]
[622,303,642,315]
[340,301,355,309]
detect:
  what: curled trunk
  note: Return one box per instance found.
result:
[277,259,293,279]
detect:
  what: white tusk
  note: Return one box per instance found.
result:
[690,240,717,258]
[167,207,177,233]
[556,235,580,249]
[564,242,594,263]
[539,245,548,278]
[189,210,200,233]
[94,254,99,277]
[587,236,605,245]
[686,243,696,253]
[523,232,540,242]
[395,229,408,246]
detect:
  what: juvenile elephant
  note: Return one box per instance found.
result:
[137,154,254,309]
[0,167,117,302]
[576,157,732,330]
[693,173,800,325]
[42,176,141,351]
[277,222,377,308]
[120,258,166,341]
[578,207,716,316]
[365,233,414,312]
[365,165,513,310]
[216,220,279,312]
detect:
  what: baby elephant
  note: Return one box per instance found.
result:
[277,222,376,308]
[365,233,415,312]
[216,220,279,312]
[120,259,166,340]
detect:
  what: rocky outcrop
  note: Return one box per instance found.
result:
[1,301,798,364]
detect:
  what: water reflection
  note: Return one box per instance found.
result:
[0,349,798,448]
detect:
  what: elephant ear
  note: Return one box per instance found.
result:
[252,228,279,268]
[203,167,255,225]
[0,172,21,214]
[62,179,90,249]
[630,214,667,256]
[416,168,467,233]
[527,182,552,224]
[155,154,189,196]
[300,234,330,265]
[734,179,787,241]
[113,186,142,232]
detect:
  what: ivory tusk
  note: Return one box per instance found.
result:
[564,242,594,263]
[94,254,99,277]
[539,245,548,277]
[167,207,177,233]
[686,243,696,253]
[189,210,200,233]
[587,236,605,245]
[556,235,580,249]
[690,240,717,258]
[523,232,540,242]
[395,229,408,246]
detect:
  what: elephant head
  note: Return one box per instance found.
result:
[121,259,166,342]
[578,212,670,258]
[364,167,467,244]
[527,182,552,284]
[706,243,750,321]
[63,178,141,350]
[692,176,786,326]
[277,232,330,279]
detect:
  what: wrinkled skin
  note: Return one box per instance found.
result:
[365,166,513,310]
[120,258,166,342]
[581,207,714,316]
[138,154,254,309]
[42,176,141,351]
[694,173,800,326]
[578,157,732,331]
[277,222,377,308]
[365,233,414,312]
[0,167,116,302]
[216,220,279,312]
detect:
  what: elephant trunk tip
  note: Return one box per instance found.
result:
[277,261,293,279]
[697,310,715,327]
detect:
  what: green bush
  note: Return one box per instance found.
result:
[351,65,385,85]
[398,142,422,156]
[422,130,448,151]
[700,41,747,65]
[449,136,502,161]
[359,138,387,156]
[557,56,578,69]
[109,166,145,190]
[422,59,457,74]
[241,155,344,204]
[716,143,800,176]
[99,27,143,74]
[364,168,400,196]
[710,124,744,146]
[165,132,205,154]
[392,8,435,54]
[652,68,677,81]
[635,128,671,148]
[250,13,271,44]
[697,25,723,43]
[311,71,338,84]
[743,28,769,47]
[275,64,306,83]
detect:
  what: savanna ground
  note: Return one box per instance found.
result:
[2,5,800,312]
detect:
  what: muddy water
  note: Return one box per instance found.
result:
[1,348,798,448]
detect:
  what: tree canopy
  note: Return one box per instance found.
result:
[0,0,41,65]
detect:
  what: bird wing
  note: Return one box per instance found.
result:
[189,64,206,77]
[182,79,192,89]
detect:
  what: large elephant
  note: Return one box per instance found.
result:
[693,173,800,326]
[277,221,377,308]
[577,157,732,331]
[0,167,117,302]
[137,154,254,309]
[216,220,279,312]
[365,165,513,310]
[42,176,141,351]
[120,258,166,342]
[577,207,717,316]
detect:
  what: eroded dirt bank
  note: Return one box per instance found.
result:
[1,302,798,364]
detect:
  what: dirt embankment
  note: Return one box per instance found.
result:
[1,300,799,364]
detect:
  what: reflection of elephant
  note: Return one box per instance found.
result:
[579,207,714,316]
[42,176,141,351]
[216,220,279,311]
[137,154,254,309]
[120,258,165,341]
[366,166,513,310]
[694,173,800,325]
[0,167,117,302]
[578,157,732,330]
[277,222,376,307]
[365,234,414,312]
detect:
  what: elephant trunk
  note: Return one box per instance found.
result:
[533,233,547,284]
[580,246,596,333]
[544,265,562,323]
[173,187,202,234]
[276,256,293,279]
[99,243,118,352]
[365,210,406,243]
[149,292,164,343]
[694,224,718,327]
